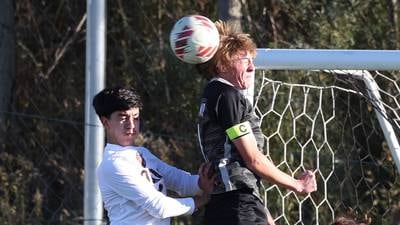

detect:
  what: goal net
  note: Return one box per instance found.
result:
[253,49,400,225]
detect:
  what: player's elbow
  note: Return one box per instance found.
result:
[244,157,263,172]
[147,206,172,219]
[142,198,171,219]
[144,197,193,219]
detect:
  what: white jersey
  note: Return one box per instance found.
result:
[97,143,201,225]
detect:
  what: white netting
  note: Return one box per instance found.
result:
[254,70,400,225]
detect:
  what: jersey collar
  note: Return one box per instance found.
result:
[105,143,139,151]
[210,77,234,87]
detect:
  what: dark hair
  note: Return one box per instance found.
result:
[92,86,143,118]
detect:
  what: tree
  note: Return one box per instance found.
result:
[0,0,14,116]
[2,1,398,224]
[390,0,400,48]
[218,0,242,31]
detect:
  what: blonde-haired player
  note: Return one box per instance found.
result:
[196,21,317,225]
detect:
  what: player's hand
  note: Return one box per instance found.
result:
[198,162,215,194]
[296,170,317,195]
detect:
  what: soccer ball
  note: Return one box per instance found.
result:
[169,15,220,64]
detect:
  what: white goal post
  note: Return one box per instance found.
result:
[251,48,400,225]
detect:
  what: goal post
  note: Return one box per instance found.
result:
[328,70,400,173]
[252,48,400,225]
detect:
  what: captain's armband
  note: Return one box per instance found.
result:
[226,121,252,140]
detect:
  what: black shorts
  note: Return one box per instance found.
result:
[204,189,268,225]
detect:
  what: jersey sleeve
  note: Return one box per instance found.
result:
[140,147,202,197]
[98,155,196,219]
[216,91,249,137]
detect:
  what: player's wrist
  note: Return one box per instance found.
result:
[294,179,304,194]
[197,176,205,194]
[193,194,210,211]
[193,196,202,212]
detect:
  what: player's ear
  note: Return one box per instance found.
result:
[100,116,109,127]
[216,64,225,74]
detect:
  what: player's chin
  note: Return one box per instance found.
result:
[126,133,137,140]
[242,79,253,89]
[121,134,136,144]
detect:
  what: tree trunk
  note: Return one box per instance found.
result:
[0,0,15,113]
[394,0,400,48]
[218,0,243,31]
[0,0,15,145]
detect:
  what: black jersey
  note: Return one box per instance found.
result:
[197,78,265,199]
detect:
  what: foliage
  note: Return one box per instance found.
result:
[0,0,398,224]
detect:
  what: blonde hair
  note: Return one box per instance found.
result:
[196,20,257,80]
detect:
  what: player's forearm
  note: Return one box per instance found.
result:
[248,153,302,193]
[233,135,302,193]
[143,195,196,218]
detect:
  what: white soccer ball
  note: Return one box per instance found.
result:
[170,15,220,64]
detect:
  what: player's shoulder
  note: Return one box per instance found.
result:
[208,80,241,98]
[136,146,157,160]
[102,145,142,167]
[136,146,150,154]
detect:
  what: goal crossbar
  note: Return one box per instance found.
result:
[255,48,400,70]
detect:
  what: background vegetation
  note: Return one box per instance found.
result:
[0,0,399,224]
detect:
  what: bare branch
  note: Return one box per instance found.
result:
[43,13,87,78]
